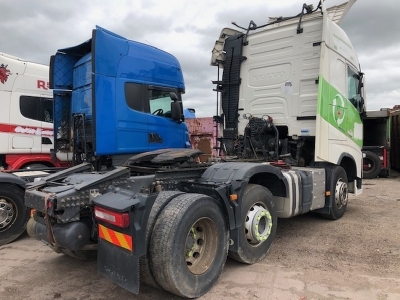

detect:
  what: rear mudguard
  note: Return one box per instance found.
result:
[0,172,26,187]
[93,188,157,294]
[180,161,285,252]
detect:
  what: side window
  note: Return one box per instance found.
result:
[347,66,361,110]
[125,82,146,111]
[20,96,53,122]
[330,58,346,94]
[43,98,53,122]
[149,89,173,117]
[124,82,180,118]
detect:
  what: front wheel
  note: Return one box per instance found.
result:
[149,193,228,298]
[229,184,277,264]
[0,184,29,246]
[321,166,348,220]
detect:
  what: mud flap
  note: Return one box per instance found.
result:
[93,188,158,294]
[97,238,140,294]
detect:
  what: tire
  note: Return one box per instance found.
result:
[149,193,228,298]
[363,151,381,179]
[139,191,184,288]
[60,248,97,261]
[228,184,277,264]
[0,184,30,246]
[321,166,348,220]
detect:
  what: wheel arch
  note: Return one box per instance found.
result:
[6,155,56,170]
[337,153,359,193]
[338,154,357,182]
[0,172,27,188]
[247,171,287,199]
[200,162,287,198]
[315,153,359,193]
[20,162,52,169]
[198,162,288,229]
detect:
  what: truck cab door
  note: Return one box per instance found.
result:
[315,11,363,168]
[147,90,187,150]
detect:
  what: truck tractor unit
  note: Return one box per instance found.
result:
[25,1,365,298]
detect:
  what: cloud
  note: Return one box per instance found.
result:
[0,0,398,118]
[338,0,400,111]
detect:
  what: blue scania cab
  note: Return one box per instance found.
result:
[50,26,190,169]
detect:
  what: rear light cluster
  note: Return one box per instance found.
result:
[94,206,130,228]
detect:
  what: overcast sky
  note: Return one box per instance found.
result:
[1,0,399,117]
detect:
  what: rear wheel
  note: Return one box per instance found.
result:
[0,184,29,246]
[229,184,277,264]
[363,151,381,179]
[140,191,184,288]
[149,193,228,298]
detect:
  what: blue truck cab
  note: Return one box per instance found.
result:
[49,26,190,168]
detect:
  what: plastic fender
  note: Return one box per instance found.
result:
[0,172,26,187]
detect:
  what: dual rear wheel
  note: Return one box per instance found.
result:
[148,193,229,298]
[144,185,277,298]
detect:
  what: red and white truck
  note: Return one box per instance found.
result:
[0,52,71,170]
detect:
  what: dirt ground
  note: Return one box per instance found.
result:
[1,172,399,300]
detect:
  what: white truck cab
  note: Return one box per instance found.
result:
[0,52,69,170]
[211,0,364,195]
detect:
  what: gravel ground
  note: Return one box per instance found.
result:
[1,171,399,300]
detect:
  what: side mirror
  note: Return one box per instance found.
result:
[171,101,182,121]
[170,92,183,121]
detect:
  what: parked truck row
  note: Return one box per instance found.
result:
[2,1,369,298]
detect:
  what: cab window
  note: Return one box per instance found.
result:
[124,82,179,118]
[149,89,173,117]
[347,66,362,110]
[20,96,53,122]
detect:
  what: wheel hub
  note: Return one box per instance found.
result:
[245,204,272,245]
[185,218,218,275]
[186,228,196,253]
[0,199,15,230]
[335,179,348,207]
